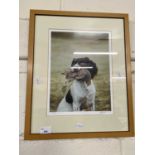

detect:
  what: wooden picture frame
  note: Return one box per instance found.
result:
[24,10,134,140]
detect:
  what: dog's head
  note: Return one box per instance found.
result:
[64,57,97,106]
[70,57,98,79]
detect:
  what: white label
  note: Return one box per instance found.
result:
[40,127,52,134]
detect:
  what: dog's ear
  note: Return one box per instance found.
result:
[88,60,98,79]
[71,58,78,66]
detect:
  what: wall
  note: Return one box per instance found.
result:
[19,0,135,155]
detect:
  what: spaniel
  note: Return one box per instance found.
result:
[57,57,98,112]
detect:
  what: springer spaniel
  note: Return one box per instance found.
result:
[57,57,98,112]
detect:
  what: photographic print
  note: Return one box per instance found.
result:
[48,30,112,114]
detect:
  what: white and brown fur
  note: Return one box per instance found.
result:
[57,57,98,112]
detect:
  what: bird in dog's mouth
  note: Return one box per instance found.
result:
[64,63,92,86]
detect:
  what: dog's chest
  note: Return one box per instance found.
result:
[70,80,88,99]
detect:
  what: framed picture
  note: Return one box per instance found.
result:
[24,10,134,140]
